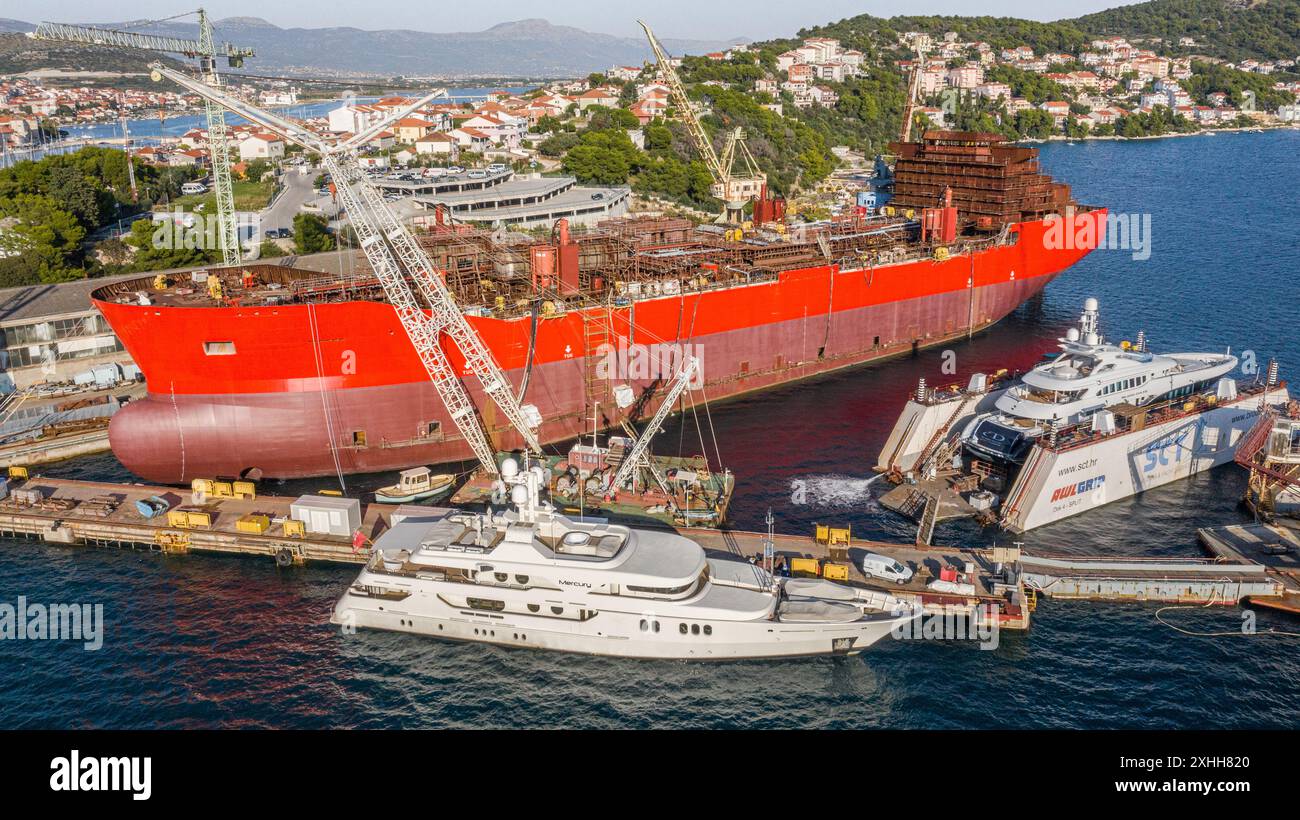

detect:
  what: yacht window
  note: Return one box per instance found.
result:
[653,621,660,633]
[640,620,649,632]
[679,623,688,634]
[691,624,700,635]
[550,606,563,615]
[494,572,508,582]
[527,604,540,613]
[467,597,505,612]
[703,625,712,636]
[514,574,529,585]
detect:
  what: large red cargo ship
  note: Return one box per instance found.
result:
[92,131,1105,483]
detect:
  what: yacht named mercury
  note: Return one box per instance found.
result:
[332,458,918,659]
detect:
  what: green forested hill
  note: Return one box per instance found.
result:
[1072,0,1300,61]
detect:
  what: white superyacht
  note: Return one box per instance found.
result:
[877,297,1289,532]
[961,298,1239,465]
[332,457,918,659]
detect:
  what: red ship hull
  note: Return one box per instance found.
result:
[95,212,1104,483]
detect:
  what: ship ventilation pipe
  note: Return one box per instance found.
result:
[1135,330,1146,352]
[1267,359,1279,388]
[916,378,927,403]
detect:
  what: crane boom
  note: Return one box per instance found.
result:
[30,21,253,62]
[638,20,726,183]
[31,10,253,268]
[148,62,542,474]
[610,356,700,493]
[638,20,766,224]
[899,47,927,143]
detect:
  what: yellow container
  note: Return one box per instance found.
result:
[232,480,256,500]
[790,557,821,577]
[828,526,851,546]
[822,562,850,582]
[236,514,270,534]
[191,478,214,495]
[282,519,306,538]
[167,509,191,528]
[815,524,830,544]
[212,481,234,498]
[185,510,212,529]
[7,465,28,480]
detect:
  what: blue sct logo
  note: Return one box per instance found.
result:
[1141,427,1192,473]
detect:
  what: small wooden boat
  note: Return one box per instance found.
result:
[375,467,456,504]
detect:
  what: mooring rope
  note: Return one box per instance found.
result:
[1155,586,1300,638]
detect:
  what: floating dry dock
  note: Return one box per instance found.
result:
[1018,553,1282,604]
[1199,523,1300,614]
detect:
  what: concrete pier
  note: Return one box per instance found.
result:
[0,476,1031,628]
[1199,523,1300,614]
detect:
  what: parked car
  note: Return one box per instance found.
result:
[591,192,605,200]
[860,553,914,585]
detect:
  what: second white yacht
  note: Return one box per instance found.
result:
[961,298,1238,465]
[332,457,918,660]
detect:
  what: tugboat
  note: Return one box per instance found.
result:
[374,467,456,504]
[332,457,918,659]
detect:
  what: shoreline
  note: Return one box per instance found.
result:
[1019,123,1298,145]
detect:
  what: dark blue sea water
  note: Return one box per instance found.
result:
[3,130,1298,729]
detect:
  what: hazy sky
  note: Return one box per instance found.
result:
[4,1,1144,41]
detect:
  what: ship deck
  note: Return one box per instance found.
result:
[88,209,1053,320]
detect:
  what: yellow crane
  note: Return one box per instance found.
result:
[638,20,766,224]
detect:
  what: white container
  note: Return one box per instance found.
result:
[289,495,362,537]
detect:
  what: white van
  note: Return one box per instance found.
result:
[180,181,208,195]
[861,553,913,585]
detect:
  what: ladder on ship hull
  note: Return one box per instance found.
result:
[583,307,614,425]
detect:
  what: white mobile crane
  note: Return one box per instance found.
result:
[31,9,255,267]
[146,62,542,476]
[638,20,766,224]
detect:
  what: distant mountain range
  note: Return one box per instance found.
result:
[0,16,745,78]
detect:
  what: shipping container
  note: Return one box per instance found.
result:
[289,495,361,537]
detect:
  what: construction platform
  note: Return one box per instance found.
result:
[0,477,394,565]
[1199,522,1300,614]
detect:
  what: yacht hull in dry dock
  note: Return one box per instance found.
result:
[1001,384,1291,532]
